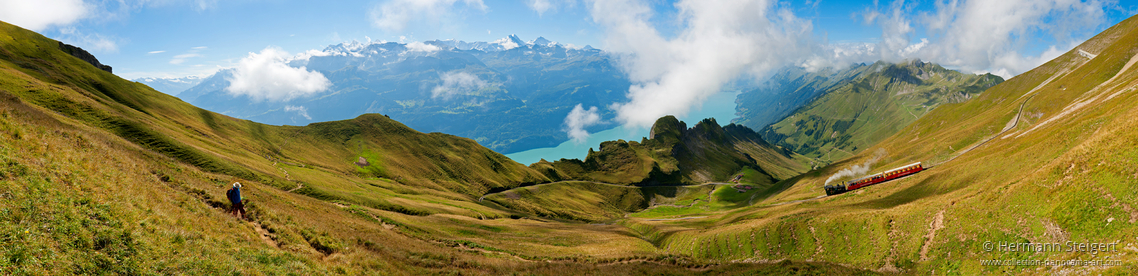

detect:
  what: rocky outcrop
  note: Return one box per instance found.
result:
[58,42,112,73]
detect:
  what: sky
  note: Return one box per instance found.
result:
[1,0,1136,133]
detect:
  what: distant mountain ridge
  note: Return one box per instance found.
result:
[132,75,205,96]
[180,35,626,154]
[736,60,1003,164]
[733,64,878,130]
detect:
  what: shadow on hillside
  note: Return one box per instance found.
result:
[638,186,679,199]
[846,169,970,209]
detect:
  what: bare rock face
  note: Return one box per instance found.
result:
[355,156,370,167]
[58,42,112,73]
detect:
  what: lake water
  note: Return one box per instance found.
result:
[506,91,742,165]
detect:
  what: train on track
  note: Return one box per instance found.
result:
[823,162,924,196]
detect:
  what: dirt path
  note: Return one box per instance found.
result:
[765,195,826,207]
[250,221,279,248]
[263,154,304,192]
[919,210,946,261]
[331,202,395,230]
[477,181,733,202]
[645,216,708,221]
[287,181,303,193]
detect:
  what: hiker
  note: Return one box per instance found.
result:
[226,182,246,219]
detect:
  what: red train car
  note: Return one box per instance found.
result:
[824,162,924,196]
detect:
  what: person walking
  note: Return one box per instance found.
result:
[226,182,246,219]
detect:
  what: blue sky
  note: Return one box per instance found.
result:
[1,0,1135,81]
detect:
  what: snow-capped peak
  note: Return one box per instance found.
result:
[507,34,526,47]
[492,37,520,50]
[530,37,554,47]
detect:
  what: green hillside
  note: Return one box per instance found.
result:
[5,9,1138,274]
[757,60,1003,163]
[0,20,861,274]
[625,15,1138,275]
[734,64,879,130]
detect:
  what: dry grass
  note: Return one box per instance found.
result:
[0,20,874,274]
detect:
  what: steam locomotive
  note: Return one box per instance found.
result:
[823,162,924,196]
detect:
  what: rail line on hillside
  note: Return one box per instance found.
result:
[930,93,1037,168]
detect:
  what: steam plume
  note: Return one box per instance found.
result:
[824,149,887,186]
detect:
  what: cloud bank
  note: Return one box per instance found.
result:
[589,0,815,128]
[0,0,89,31]
[835,0,1110,79]
[912,0,1105,78]
[431,71,489,99]
[564,104,602,144]
[226,47,331,102]
[370,0,487,32]
[563,0,1114,138]
[406,41,441,52]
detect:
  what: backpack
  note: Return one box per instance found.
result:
[226,188,237,204]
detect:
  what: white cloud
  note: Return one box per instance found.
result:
[864,0,1109,78]
[169,46,207,65]
[527,0,575,16]
[431,71,488,99]
[147,50,165,54]
[225,47,332,102]
[291,49,332,62]
[529,0,555,15]
[57,27,118,53]
[589,0,815,128]
[578,0,1113,130]
[491,37,520,50]
[564,104,601,143]
[0,0,90,31]
[169,53,201,65]
[284,105,312,120]
[406,41,441,52]
[369,0,487,32]
[193,0,219,11]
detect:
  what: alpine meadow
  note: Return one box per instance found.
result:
[1,0,1137,275]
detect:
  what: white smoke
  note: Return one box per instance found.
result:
[824,149,887,186]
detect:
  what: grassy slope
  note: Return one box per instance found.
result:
[0,21,870,274]
[734,64,878,131]
[618,15,1138,275]
[762,61,1003,164]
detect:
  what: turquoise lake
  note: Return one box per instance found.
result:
[506,91,742,165]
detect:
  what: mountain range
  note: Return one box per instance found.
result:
[738,60,1003,163]
[131,75,206,96]
[177,35,629,154]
